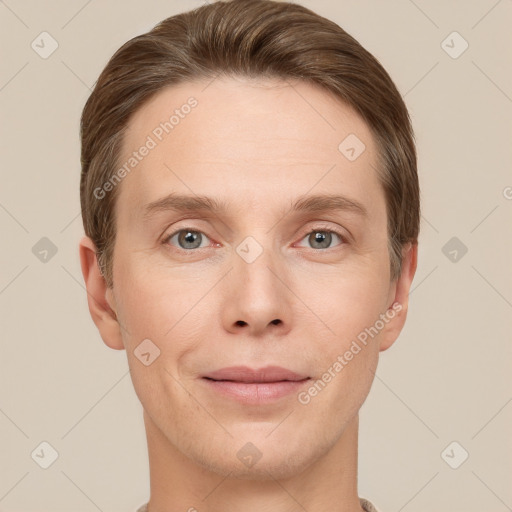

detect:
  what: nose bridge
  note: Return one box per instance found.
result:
[234,232,281,293]
[223,230,291,333]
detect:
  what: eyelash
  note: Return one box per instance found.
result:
[161,225,348,252]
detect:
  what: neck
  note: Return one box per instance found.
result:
[143,410,364,512]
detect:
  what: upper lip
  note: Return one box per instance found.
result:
[202,366,310,383]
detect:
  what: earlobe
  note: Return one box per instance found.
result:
[379,242,418,352]
[79,235,125,351]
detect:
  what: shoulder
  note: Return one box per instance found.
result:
[137,499,380,512]
[360,497,382,512]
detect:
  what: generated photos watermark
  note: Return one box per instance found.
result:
[93,96,198,200]
[298,301,402,405]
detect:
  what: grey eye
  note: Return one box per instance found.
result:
[166,229,209,250]
[298,230,345,250]
[308,231,333,249]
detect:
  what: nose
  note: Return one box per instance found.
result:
[221,239,293,337]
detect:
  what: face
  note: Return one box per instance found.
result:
[82,76,416,480]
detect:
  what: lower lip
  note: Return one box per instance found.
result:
[201,378,310,404]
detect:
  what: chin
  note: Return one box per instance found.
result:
[189,433,324,482]
[199,452,314,482]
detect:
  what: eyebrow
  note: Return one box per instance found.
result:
[142,192,368,221]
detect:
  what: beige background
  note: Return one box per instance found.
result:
[1,0,511,511]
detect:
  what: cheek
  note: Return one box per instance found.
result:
[295,261,387,401]
[113,255,218,393]
[299,278,382,420]
[115,263,207,419]
[304,261,389,342]
[113,252,201,339]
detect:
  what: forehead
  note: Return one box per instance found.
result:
[116,77,384,222]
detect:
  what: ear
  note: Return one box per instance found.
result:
[379,242,418,352]
[79,235,125,350]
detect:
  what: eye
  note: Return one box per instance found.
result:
[162,226,346,252]
[296,228,346,250]
[163,228,211,250]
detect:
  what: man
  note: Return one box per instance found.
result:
[78,1,419,511]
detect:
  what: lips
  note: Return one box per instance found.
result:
[202,365,309,383]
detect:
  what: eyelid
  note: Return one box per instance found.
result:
[162,222,348,252]
[162,226,216,249]
[294,223,348,248]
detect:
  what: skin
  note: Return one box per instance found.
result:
[79,76,417,512]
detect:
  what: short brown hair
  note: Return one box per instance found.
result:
[80,0,420,289]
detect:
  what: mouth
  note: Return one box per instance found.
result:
[200,366,311,404]
[202,365,310,383]
[203,377,311,385]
